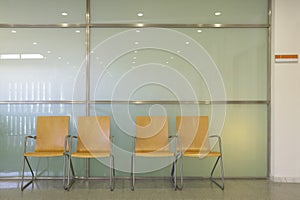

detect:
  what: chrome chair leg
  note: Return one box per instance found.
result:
[63,153,67,188]
[171,155,183,190]
[65,155,75,191]
[110,155,115,191]
[210,155,224,190]
[177,154,183,190]
[21,156,35,191]
[173,158,177,190]
[131,154,135,191]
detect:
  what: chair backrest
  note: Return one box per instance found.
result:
[176,116,210,153]
[76,116,110,153]
[135,116,169,153]
[35,116,70,152]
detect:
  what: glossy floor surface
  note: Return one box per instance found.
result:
[1,179,300,200]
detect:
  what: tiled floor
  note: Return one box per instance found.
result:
[1,179,300,200]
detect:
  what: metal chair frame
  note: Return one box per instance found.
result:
[130,116,182,191]
[21,116,70,191]
[177,116,225,190]
[63,116,115,191]
[208,135,225,190]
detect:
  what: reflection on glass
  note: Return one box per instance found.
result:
[88,103,267,177]
[90,28,267,101]
[174,28,268,100]
[90,46,210,101]
[0,28,86,101]
[0,104,85,176]
[91,0,268,24]
[0,0,85,24]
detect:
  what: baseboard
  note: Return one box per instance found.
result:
[270,176,300,183]
[0,176,267,181]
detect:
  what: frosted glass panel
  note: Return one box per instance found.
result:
[176,28,268,100]
[90,28,267,101]
[0,0,85,24]
[221,104,268,177]
[88,103,267,177]
[0,0,269,178]
[91,0,268,24]
[0,28,86,101]
[0,103,267,177]
[0,104,85,177]
[90,47,210,101]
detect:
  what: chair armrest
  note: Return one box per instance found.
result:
[209,135,221,140]
[131,136,136,156]
[168,135,182,156]
[70,135,78,153]
[110,135,115,155]
[25,135,36,140]
[23,135,36,154]
[64,135,78,154]
[64,135,72,154]
[209,135,223,153]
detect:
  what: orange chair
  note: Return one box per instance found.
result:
[131,116,182,190]
[21,116,70,191]
[176,116,224,190]
[64,116,115,191]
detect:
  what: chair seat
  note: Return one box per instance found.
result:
[135,150,175,157]
[183,150,221,157]
[24,151,64,157]
[71,151,111,158]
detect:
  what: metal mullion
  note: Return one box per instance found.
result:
[88,100,270,105]
[0,24,86,28]
[267,0,273,179]
[0,100,270,105]
[89,23,270,29]
[85,0,91,179]
[0,24,269,29]
[85,0,91,117]
[0,101,85,104]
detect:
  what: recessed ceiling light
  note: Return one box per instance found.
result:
[134,41,139,45]
[75,30,80,33]
[137,12,144,17]
[185,41,190,45]
[33,42,37,45]
[21,54,44,59]
[11,30,16,33]
[132,61,136,64]
[133,57,137,60]
[134,50,138,53]
[47,51,51,54]
[215,11,222,16]
[61,12,68,16]
[0,54,20,59]
[197,29,202,33]
[136,30,141,33]
[58,56,62,60]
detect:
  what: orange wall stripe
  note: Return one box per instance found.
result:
[275,54,298,59]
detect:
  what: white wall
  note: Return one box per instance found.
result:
[271,0,300,182]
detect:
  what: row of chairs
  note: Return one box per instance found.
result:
[21,116,224,191]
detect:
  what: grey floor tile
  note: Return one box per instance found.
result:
[1,179,300,200]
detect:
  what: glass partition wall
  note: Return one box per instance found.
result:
[0,0,270,178]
